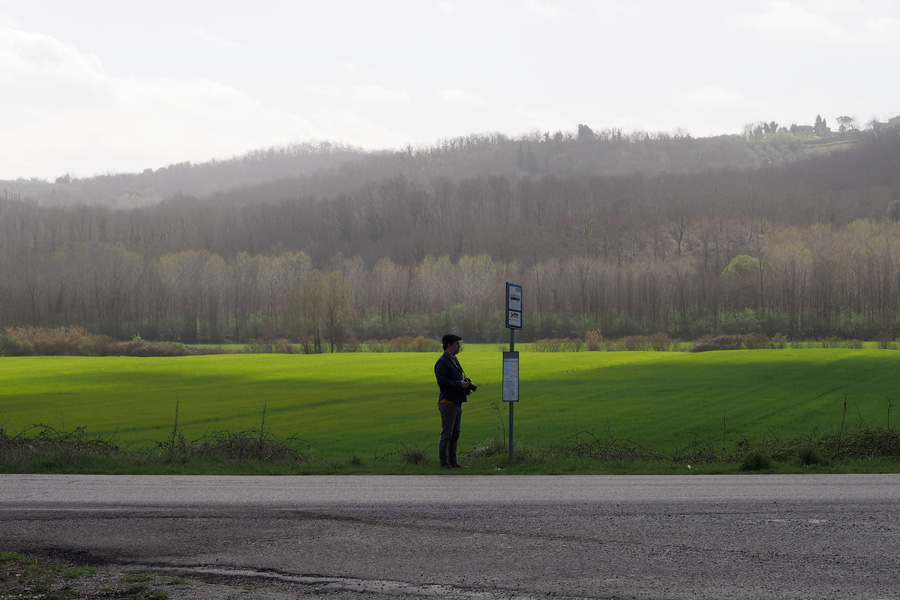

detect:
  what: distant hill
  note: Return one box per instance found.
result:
[1,141,369,208]
[0,126,865,209]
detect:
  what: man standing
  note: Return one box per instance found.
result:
[434,333,472,469]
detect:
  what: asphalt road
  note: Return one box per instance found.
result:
[1,474,899,599]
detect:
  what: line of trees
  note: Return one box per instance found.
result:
[3,218,900,346]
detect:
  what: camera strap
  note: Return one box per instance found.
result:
[453,357,466,380]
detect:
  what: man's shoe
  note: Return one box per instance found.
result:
[451,463,465,469]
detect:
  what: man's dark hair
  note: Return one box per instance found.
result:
[442,334,462,350]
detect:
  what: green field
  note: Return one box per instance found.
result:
[2,347,899,466]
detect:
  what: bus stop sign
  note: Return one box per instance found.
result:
[506,282,523,329]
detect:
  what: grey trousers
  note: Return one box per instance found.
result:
[438,402,462,466]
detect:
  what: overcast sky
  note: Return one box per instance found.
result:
[1,0,898,181]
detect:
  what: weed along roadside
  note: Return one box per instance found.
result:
[2,344,900,474]
[1,550,303,600]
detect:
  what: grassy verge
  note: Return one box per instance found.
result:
[0,550,186,599]
[2,417,899,475]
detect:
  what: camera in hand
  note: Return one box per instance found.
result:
[464,378,477,392]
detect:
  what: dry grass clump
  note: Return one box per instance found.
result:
[171,430,308,463]
[0,326,233,357]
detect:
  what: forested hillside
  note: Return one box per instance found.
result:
[1,126,899,347]
[2,126,836,208]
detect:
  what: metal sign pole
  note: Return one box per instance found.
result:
[504,282,522,464]
[509,328,515,462]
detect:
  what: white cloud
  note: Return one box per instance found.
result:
[0,12,20,28]
[305,83,342,98]
[862,14,900,42]
[525,0,569,18]
[680,86,755,110]
[17,74,321,176]
[0,22,328,177]
[307,108,411,150]
[746,1,844,37]
[592,1,642,18]
[0,25,109,112]
[435,87,483,106]
[0,25,105,83]
[353,84,411,104]
[190,26,243,50]
[744,1,900,50]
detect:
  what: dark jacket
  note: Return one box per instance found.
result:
[434,352,468,404]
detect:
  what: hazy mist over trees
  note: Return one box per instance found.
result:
[2,124,900,347]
